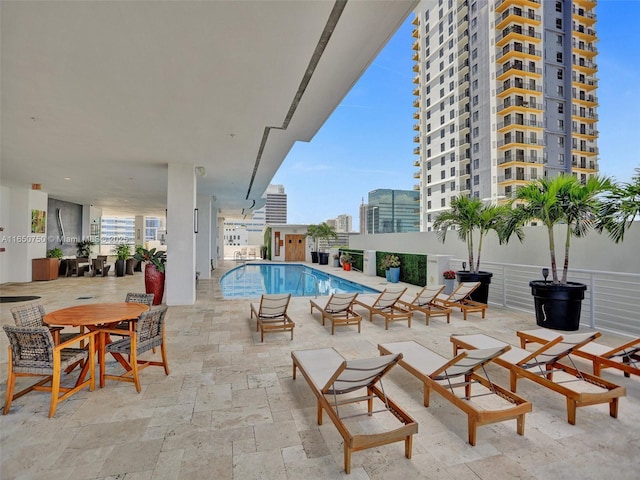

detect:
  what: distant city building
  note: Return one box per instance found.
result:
[366,189,420,234]
[101,217,134,246]
[326,219,337,229]
[359,199,368,234]
[334,214,353,233]
[412,0,599,230]
[264,184,287,224]
[223,225,248,246]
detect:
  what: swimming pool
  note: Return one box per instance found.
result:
[220,263,380,298]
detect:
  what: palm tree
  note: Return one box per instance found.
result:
[316,222,338,251]
[597,167,640,243]
[432,196,509,274]
[507,175,612,284]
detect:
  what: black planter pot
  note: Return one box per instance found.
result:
[311,251,319,263]
[115,259,126,277]
[456,271,493,304]
[318,252,329,265]
[530,281,587,331]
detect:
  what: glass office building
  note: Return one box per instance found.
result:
[367,189,420,234]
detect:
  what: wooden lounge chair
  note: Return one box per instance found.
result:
[378,341,531,446]
[433,281,487,320]
[250,293,295,342]
[309,293,362,334]
[353,289,412,329]
[398,285,452,324]
[517,328,640,378]
[450,333,626,425]
[291,347,418,474]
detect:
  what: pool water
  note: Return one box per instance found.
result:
[220,263,380,298]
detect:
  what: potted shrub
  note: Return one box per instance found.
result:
[113,243,131,277]
[504,174,615,331]
[381,254,401,283]
[442,270,457,294]
[305,224,320,263]
[133,247,166,305]
[432,195,509,303]
[340,253,352,271]
[47,247,64,260]
[76,239,95,259]
[316,222,338,265]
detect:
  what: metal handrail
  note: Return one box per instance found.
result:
[296,271,318,298]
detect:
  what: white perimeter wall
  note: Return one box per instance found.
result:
[349,222,640,275]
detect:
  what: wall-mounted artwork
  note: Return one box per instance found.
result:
[31,209,46,233]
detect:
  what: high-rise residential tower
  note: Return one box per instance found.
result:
[412,0,599,231]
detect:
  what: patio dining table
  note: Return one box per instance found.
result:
[43,302,149,385]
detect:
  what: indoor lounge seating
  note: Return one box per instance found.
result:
[91,257,111,277]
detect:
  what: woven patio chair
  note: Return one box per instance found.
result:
[11,302,78,345]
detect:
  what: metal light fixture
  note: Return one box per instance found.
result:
[542,268,549,282]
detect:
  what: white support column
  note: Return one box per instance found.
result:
[166,164,197,305]
[134,215,145,246]
[196,195,212,280]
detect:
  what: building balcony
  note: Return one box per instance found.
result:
[413,159,421,167]
[495,0,540,14]
[573,25,597,42]
[412,28,419,38]
[573,58,598,74]
[498,155,543,165]
[413,183,421,191]
[497,63,542,81]
[413,135,420,143]
[571,107,598,122]
[574,0,596,9]
[572,6,596,26]
[496,44,542,63]
[496,80,542,97]
[413,111,420,120]
[412,87,419,96]
[496,99,543,114]
[498,173,539,183]
[572,159,598,170]
[413,146,420,155]
[571,146,599,155]
[573,93,598,107]
[413,122,420,131]
[412,40,419,51]
[572,73,598,91]
[495,26,541,47]
[497,137,544,149]
[572,126,598,137]
[572,39,598,57]
[413,98,420,108]
[413,171,421,179]
[412,14,419,26]
[412,51,419,62]
[496,8,541,30]
[497,119,544,131]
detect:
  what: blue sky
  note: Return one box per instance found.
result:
[273,0,640,229]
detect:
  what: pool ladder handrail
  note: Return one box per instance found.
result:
[296,271,318,298]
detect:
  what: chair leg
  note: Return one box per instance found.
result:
[3,356,15,415]
[160,342,170,375]
[131,349,141,393]
[49,355,62,418]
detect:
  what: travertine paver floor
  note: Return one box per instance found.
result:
[1,260,639,479]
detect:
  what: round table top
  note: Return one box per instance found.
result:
[43,302,149,327]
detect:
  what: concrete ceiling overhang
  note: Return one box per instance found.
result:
[1,0,418,217]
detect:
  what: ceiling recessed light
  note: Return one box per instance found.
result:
[64,177,71,181]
